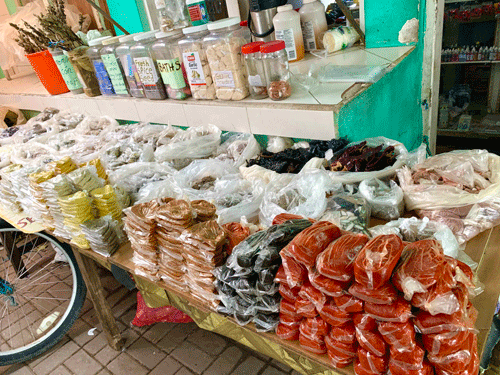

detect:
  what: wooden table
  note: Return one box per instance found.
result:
[69,225,500,375]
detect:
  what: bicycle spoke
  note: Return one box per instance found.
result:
[18,301,36,341]
[14,264,67,294]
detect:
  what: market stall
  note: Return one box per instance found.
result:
[0,107,497,374]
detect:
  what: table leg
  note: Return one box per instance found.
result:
[73,249,124,350]
[3,231,27,278]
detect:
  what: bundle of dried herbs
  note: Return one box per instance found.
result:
[329,141,397,172]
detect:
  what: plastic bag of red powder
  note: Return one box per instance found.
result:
[358,348,388,374]
[326,336,357,368]
[279,311,302,326]
[334,292,364,313]
[295,295,318,318]
[423,329,472,357]
[389,359,434,375]
[327,349,356,369]
[354,359,382,375]
[349,282,398,305]
[414,308,475,335]
[281,255,308,288]
[377,321,416,350]
[280,299,297,316]
[276,323,300,340]
[428,333,476,374]
[354,234,403,289]
[299,332,327,354]
[328,322,356,344]
[392,239,446,300]
[319,299,351,326]
[364,296,411,323]
[355,328,387,357]
[279,283,300,303]
[316,233,369,282]
[298,282,327,311]
[274,265,287,284]
[390,343,425,369]
[132,292,193,327]
[222,222,250,254]
[309,269,347,297]
[353,313,377,331]
[300,316,329,337]
[272,213,315,225]
[282,221,342,268]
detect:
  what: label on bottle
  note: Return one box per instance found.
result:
[53,53,83,91]
[92,60,115,95]
[133,57,160,86]
[248,74,264,87]
[301,20,316,51]
[213,71,235,87]
[182,51,206,86]
[101,53,128,95]
[275,28,297,61]
[188,1,210,26]
[157,58,187,89]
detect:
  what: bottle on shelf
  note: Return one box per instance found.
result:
[496,46,500,61]
[272,4,305,63]
[472,46,478,61]
[465,46,471,61]
[459,47,465,62]
[478,46,483,61]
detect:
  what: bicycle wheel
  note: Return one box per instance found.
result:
[0,227,86,365]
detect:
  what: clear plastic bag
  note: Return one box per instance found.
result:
[355,328,387,357]
[334,292,364,313]
[215,133,261,168]
[364,296,412,323]
[357,348,388,374]
[154,124,221,162]
[378,321,416,351]
[348,282,398,305]
[259,169,339,227]
[318,299,351,326]
[359,178,404,220]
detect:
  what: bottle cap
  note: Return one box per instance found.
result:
[207,17,241,31]
[182,24,208,34]
[88,36,111,47]
[240,20,248,27]
[277,4,293,12]
[242,41,265,54]
[133,30,158,41]
[155,29,183,39]
[119,33,140,43]
[260,40,286,53]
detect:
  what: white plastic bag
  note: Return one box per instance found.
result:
[359,178,404,220]
[216,133,261,167]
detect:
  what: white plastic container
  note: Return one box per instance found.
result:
[272,4,304,63]
[299,0,327,51]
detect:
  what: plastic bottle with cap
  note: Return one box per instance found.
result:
[241,41,267,99]
[260,40,292,100]
[100,36,130,96]
[130,31,167,100]
[87,36,115,96]
[273,4,305,62]
[299,0,327,51]
[178,24,215,99]
[151,29,191,99]
[116,33,145,97]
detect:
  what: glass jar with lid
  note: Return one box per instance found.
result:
[241,41,267,99]
[116,33,145,98]
[155,0,190,32]
[87,36,115,96]
[178,24,215,99]
[100,36,130,97]
[203,17,251,101]
[260,40,292,100]
[50,47,84,95]
[151,29,191,100]
[130,31,167,100]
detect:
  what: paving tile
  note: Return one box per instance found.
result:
[126,337,167,369]
[50,365,72,375]
[187,329,227,356]
[83,331,108,355]
[32,340,79,375]
[67,319,94,346]
[271,359,293,373]
[262,365,290,375]
[63,349,102,375]
[106,287,130,308]
[231,356,267,375]
[123,328,140,348]
[119,309,136,327]
[9,366,34,375]
[156,324,198,353]
[148,356,182,375]
[112,293,137,318]
[107,353,148,375]
[170,341,215,374]
[174,367,194,375]
[96,370,112,375]
[94,345,120,366]
[142,322,176,344]
[203,345,244,375]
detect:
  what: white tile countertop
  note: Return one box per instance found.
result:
[0,45,414,140]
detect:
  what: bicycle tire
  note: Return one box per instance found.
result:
[0,226,87,365]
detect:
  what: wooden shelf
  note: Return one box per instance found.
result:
[441,60,500,65]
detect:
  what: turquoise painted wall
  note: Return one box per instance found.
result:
[337,0,426,151]
[107,0,149,35]
[4,0,16,15]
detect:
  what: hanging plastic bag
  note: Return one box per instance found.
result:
[359,178,404,220]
